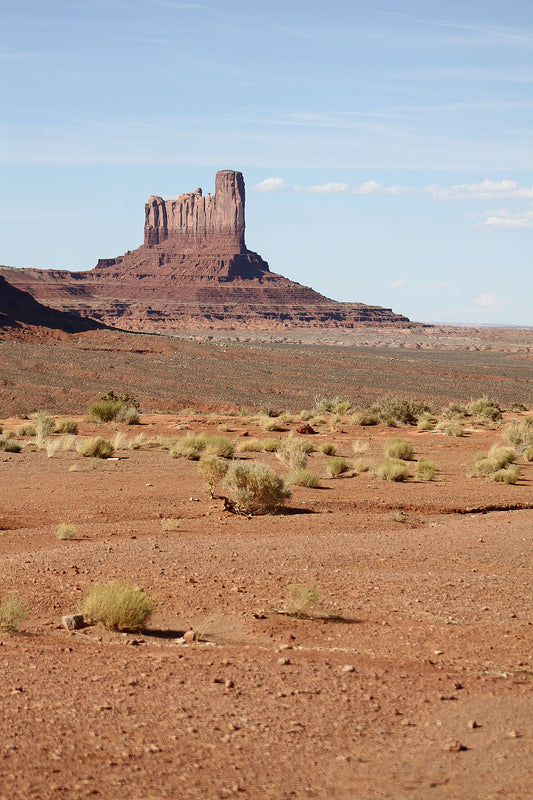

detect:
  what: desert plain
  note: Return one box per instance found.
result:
[0,324,532,800]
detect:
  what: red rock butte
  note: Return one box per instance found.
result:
[0,170,414,331]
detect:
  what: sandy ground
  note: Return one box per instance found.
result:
[0,404,531,799]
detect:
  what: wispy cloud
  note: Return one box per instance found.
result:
[474,293,510,309]
[390,279,408,289]
[253,177,533,201]
[481,209,533,230]
[377,10,529,44]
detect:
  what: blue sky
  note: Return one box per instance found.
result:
[1,0,532,324]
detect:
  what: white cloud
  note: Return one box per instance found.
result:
[481,209,533,230]
[253,177,290,192]
[390,279,408,288]
[474,293,510,308]
[432,179,533,200]
[307,182,350,193]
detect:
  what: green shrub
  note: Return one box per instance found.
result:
[415,460,437,481]
[383,437,414,460]
[352,409,379,426]
[286,468,321,488]
[76,437,114,458]
[198,455,229,496]
[319,442,336,456]
[54,419,78,434]
[56,523,77,540]
[17,423,36,436]
[170,435,203,460]
[375,458,410,481]
[0,592,26,634]
[34,412,55,438]
[224,462,291,515]
[369,396,431,426]
[87,399,122,423]
[442,402,468,419]
[0,437,22,453]
[83,581,155,631]
[475,445,516,476]
[491,467,520,484]
[116,406,140,425]
[284,582,320,618]
[198,433,234,459]
[466,396,502,421]
[326,457,351,477]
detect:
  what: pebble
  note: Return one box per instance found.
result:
[442,739,468,752]
[341,664,355,673]
[468,720,480,729]
[183,630,195,643]
[506,730,521,738]
[62,614,84,631]
[277,657,291,666]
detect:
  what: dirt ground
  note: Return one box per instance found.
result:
[0,390,532,799]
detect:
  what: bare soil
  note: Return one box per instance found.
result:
[1,391,532,798]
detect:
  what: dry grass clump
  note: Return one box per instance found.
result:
[45,438,63,458]
[415,460,437,481]
[171,433,234,460]
[86,399,122,423]
[198,455,229,497]
[367,396,432,427]
[383,437,414,460]
[505,417,533,449]
[375,458,410,481]
[299,409,313,422]
[0,592,26,635]
[115,406,140,425]
[77,437,114,458]
[314,396,352,414]
[259,438,280,452]
[326,457,351,477]
[283,582,320,618]
[237,438,262,453]
[286,468,321,488]
[17,423,36,436]
[490,467,520,484]
[319,442,337,456]
[352,440,369,455]
[259,416,286,432]
[352,409,380,426]
[54,419,78,434]
[352,457,371,473]
[523,446,533,462]
[436,421,465,437]
[83,581,155,631]
[465,396,502,421]
[34,412,55,438]
[224,462,291,515]
[0,436,22,453]
[200,433,234,459]
[161,518,180,531]
[56,523,77,540]
[474,446,515,476]
[417,413,434,431]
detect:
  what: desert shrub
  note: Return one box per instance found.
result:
[116,406,140,425]
[154,435,178,450]
[87,399,122,423]
[259,416,285,432]
[170,435,204,460]
[17,423,36,436]
[369,396,431,426]
[129,434,147,450]
[34,412,55,438]
[45,438,63,458]
[0,437,22,453]
[224,462,291,515]
[278,437,313,469]
[352,409,379,426]
[111,432,128,451]
[279,412,294,424]
[160,518,180,531]
[198,433,234,459]
[375,458,410,482]
[259,438,280,452]
[505,417,533,449]
[82,581,155,631]
[54,419,78,434]
[466,396,502,421]
[352,457,371,473]
[509,402,528,412]
[56,523,77,540]
[523,446,533,462]
[0,592,26,635]
[352,440,369,455]
[319,442,336,456]
[436,421,465,437]
[198,455,229,496]
[417,413,434,431]
[77,437,114,458]
[491,467,520,484]
[284,582,320,618]
[415,460,437,481]
[442,402,468,419]
[487,445,515,469]
[237,438,262,453]
[383,437,414,460]
[286,468,321,488]
[326,457,351,477]
[299,409,313,421]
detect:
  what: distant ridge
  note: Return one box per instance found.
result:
[0,170,416,332]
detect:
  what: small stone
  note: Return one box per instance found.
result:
[295,424,316,434]
[506,729,521,738]
[277,657,291,666]
[225,679,235,689]
[183,629,195,643]
[468,720,480,729]
[62,614,84,631]
[341,664,355,673]
[442,739,468,752]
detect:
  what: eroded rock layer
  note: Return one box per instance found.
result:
[0,170,414,331]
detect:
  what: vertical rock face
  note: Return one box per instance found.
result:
[144,170,246,251]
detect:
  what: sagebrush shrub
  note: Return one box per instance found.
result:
[326,457,350,477]
[491,467,520,484]
[0,592,26,634]
[259,416,285,432]
[505,417,533,449]
[259,438,280,452]
[284,582,320,618]
[116,406,140,425]
[437,421,465,437]
[278,437,313,469]
[237,438,262,453]
[224,462,291,515]
[352,440,369,455]
[523,446,533,462]
[0,437,21,453]
[77,437,114,458]
[83,581,155,631]
[383,437,414,460]
[56,523,77,540]
[466,396,502,421]
[319,442,336,456]
[198,455,229,496]
[369,396,431,426]
[286,468,321,488]
[87,399,122,423]
[34,412,55,438]
[54,419,78,434]
[17,423,36,436]
[415,460,436,481]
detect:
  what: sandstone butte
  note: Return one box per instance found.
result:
[0,170,414,332]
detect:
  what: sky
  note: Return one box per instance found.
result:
[1,0,532,325]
